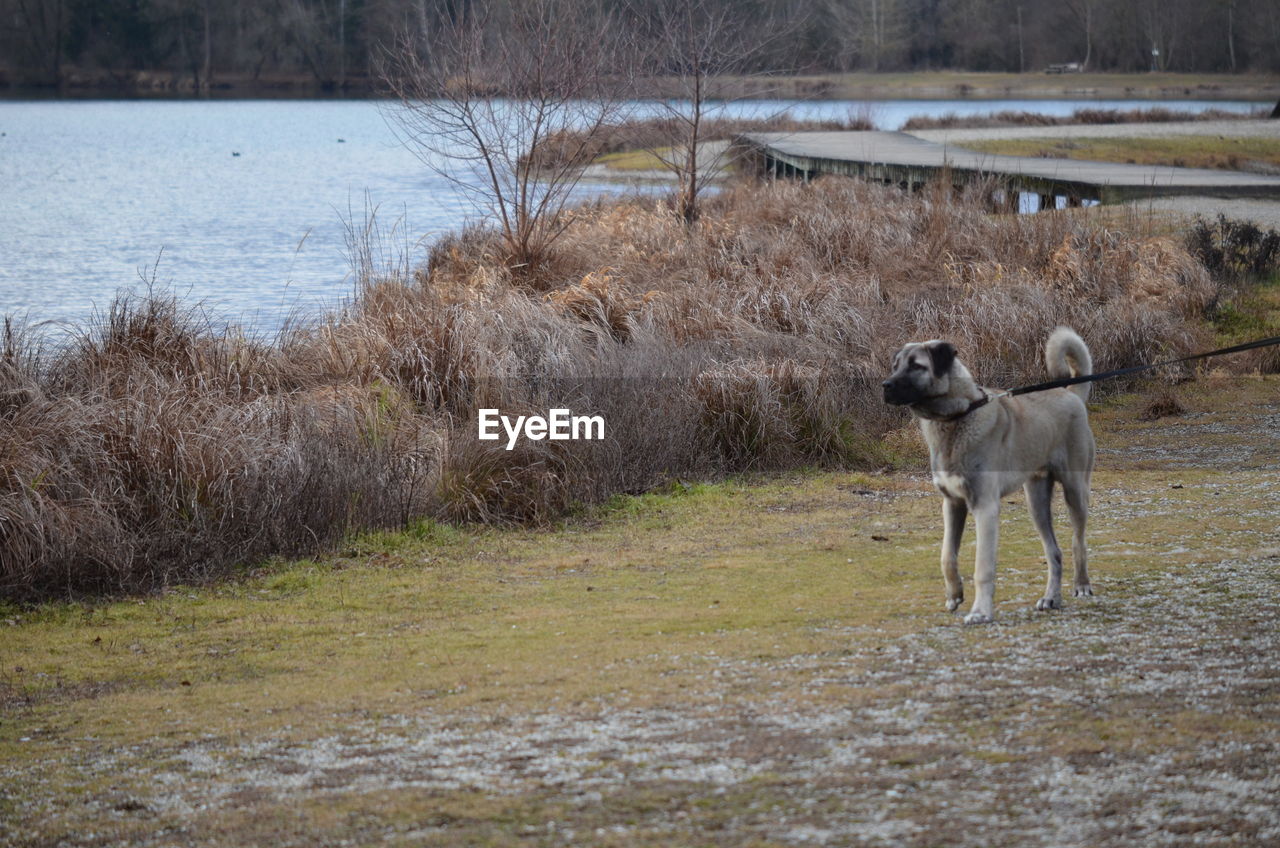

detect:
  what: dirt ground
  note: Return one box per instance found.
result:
[2,378,1278,847]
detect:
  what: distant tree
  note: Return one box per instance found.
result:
[5,0,1280,88]
[626,0,799,225]
[150,0,216,90]
[1138,0,1190,70]
[825,0,906,71]
[382,0,629,277]
[274,0,356,87]
[222,6,286,80]
[7,0,68,84]
[1240,0,1280,71]
[1221,0,1237,71]
[1062,0,1096,69]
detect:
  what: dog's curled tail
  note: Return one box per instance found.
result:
[1045,327,1093,402]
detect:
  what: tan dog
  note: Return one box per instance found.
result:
[882,328,1096,624]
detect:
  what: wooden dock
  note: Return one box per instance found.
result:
[738,131,1280,207]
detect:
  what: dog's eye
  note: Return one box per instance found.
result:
[908,361,926,371]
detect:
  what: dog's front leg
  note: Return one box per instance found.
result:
[941,497,967,611]
[964,500,999,624]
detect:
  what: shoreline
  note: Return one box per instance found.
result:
[2,70,1277,102]
[778,70,1280,102]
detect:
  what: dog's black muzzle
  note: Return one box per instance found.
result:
[882,378,917,406]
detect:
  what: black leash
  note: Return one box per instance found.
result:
[929,334,1280,422]
[999,334,1280,398]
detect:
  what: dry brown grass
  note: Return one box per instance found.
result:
[899,106,1261,131]
[0,178,1223,600]
[1137,389,1189,420]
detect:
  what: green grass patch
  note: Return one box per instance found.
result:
[961,135,1280,172]
[595,148,675,171]
[1213,273,1280,342]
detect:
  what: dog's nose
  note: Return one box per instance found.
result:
[881,379,892,388]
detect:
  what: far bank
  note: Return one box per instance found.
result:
[2,70,1278,102]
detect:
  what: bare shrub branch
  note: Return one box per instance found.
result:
[380,0,631,282]
[624,0,803,225]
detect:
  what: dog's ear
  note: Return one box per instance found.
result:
[929,342,956,377]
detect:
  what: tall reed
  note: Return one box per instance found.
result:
[1,178,1219,600]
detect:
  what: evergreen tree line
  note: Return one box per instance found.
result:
[2,0,1278,91]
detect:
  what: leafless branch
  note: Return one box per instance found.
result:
[624,0,804,225]
[380,0,631,279]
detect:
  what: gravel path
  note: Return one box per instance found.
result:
[1120,196,1280,229]
[10,546,1276,847]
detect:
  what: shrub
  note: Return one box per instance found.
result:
[1138,389,1187,421]
[1,178,1221,600]
[1186,215,1280,281]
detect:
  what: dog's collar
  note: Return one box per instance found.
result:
[936,392,991,422]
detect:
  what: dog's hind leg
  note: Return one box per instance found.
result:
[941,497,967,612]
[1062,473,1092,597]
[1025,475,1064,611]
[964,500,1000,625]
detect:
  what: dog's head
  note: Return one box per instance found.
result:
[882,340,957,406]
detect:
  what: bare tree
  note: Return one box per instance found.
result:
[1063,0,1096,69]
[274,0,351,87]
[1221,0,1237,71]
[628,0,797,226]
[9,0,66,85]
[1139,0,1189,70]
[825,0,906,71]
[382,0,628,277]
[153,0,216,91]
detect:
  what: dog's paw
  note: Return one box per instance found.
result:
[946,597,963,612]
[1074,584,1094,598]
[963,611,993,625]
[1035,597,1062,611]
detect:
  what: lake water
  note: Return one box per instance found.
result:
[0,97,1266,333]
